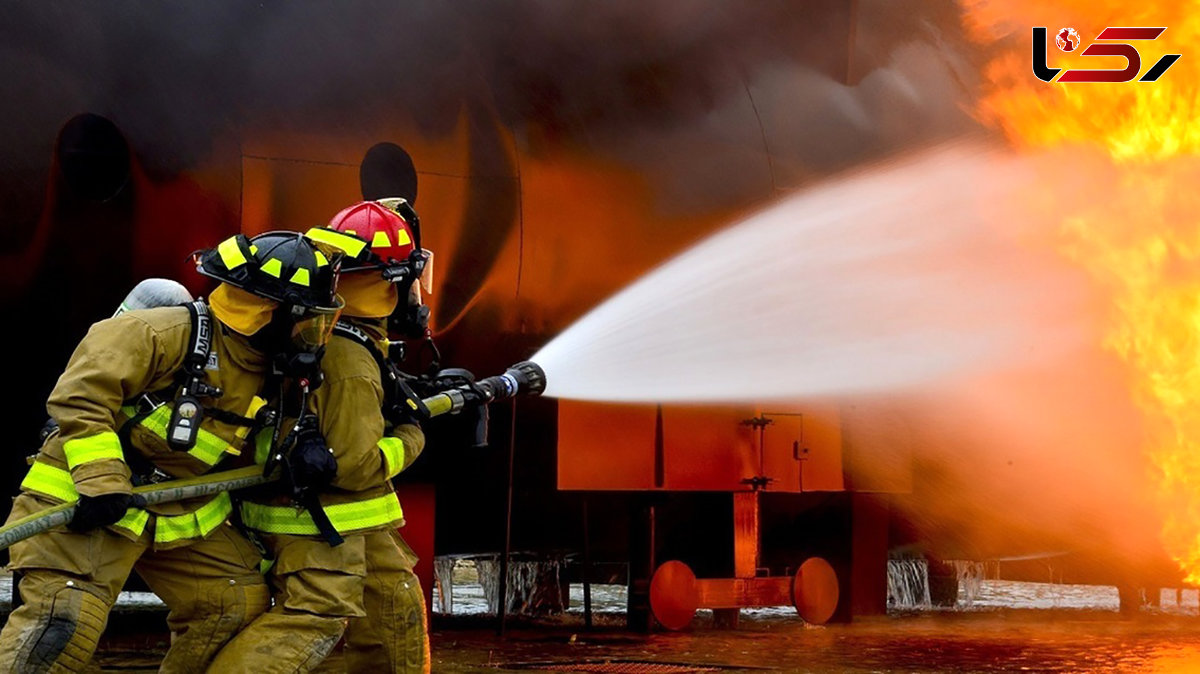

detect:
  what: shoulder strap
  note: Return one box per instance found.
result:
[332,319,378,352]
[182,301,213,377]
[333,319,390,373]
[332,320,429,424]
[171,300,221,399]
[164,301,220,452]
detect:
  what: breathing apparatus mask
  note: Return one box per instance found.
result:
[371,198,434,338]
[263,294,344,386]
[385,248,433,338]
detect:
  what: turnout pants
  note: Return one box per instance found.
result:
[314,528,429,674]
[206,532,369,674]
[345,528,428,673]
[0,493,269,674]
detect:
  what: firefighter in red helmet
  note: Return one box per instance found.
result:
[212,199,433,672]
[319,199,433,671]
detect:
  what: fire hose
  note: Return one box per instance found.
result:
[0,360,546,551]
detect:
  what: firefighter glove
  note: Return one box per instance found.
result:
[286,418,338,495]
[68,493,147,533]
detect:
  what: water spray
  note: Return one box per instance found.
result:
[533,142,1085,403]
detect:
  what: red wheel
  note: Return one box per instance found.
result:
[649,560,699,630]
[793,557,839,624]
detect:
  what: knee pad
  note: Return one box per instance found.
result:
[15,583,110,673]
[159,578,271,674]
[393,573,426,629]
[346,574,429,673]
[392,573,429,671]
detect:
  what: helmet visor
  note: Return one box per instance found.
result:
[290,298,344,353]
[418,249,434,296]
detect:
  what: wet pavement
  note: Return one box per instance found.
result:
[10,573,1200,672]
[83,609,1200,673]
[426,611,1200,673]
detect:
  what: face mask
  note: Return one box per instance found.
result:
[290,308,341,353]
[274,346,325,386]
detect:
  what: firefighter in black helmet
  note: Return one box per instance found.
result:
[0,231,342,673]
[196,230,344,372]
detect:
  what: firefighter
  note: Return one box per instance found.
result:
[0,232,343,673]
[213,200,433,673]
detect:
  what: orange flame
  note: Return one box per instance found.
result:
[967,2,1200,161]
[964,0,1200,580]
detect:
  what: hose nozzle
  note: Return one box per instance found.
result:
[508,360,547,396]
[475,360,547,402]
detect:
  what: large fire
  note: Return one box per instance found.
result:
[963,1,1200,580]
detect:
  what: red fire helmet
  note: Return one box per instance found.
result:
[325,199,418,272]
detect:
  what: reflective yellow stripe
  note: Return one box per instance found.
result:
[306,227,367,258]
[63,432,125,469]
[240,492,403,535]
[217,237,248,270]
[233,397,267,447]
[155,492,232,544]
[21,461,79,501]
[254,428,273,465]
[188,434,230,466]
[20,462,147,536]
[289,268,310,287]
[115,508,149,536]
[260,258,282,278]
[137,405,171,435]
[137,405,231,466]
[314,251,329,268]
[378,437,405,479]
[393,228,412,246]
[371,231,391,248]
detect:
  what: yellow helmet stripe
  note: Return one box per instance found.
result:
[314,251,329,268]
[306,227,367,258]
[290,268,311,287]
[260,258,283,278]
[393,228,412,246]
[217,237,248,270]
[371,230,391,248]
